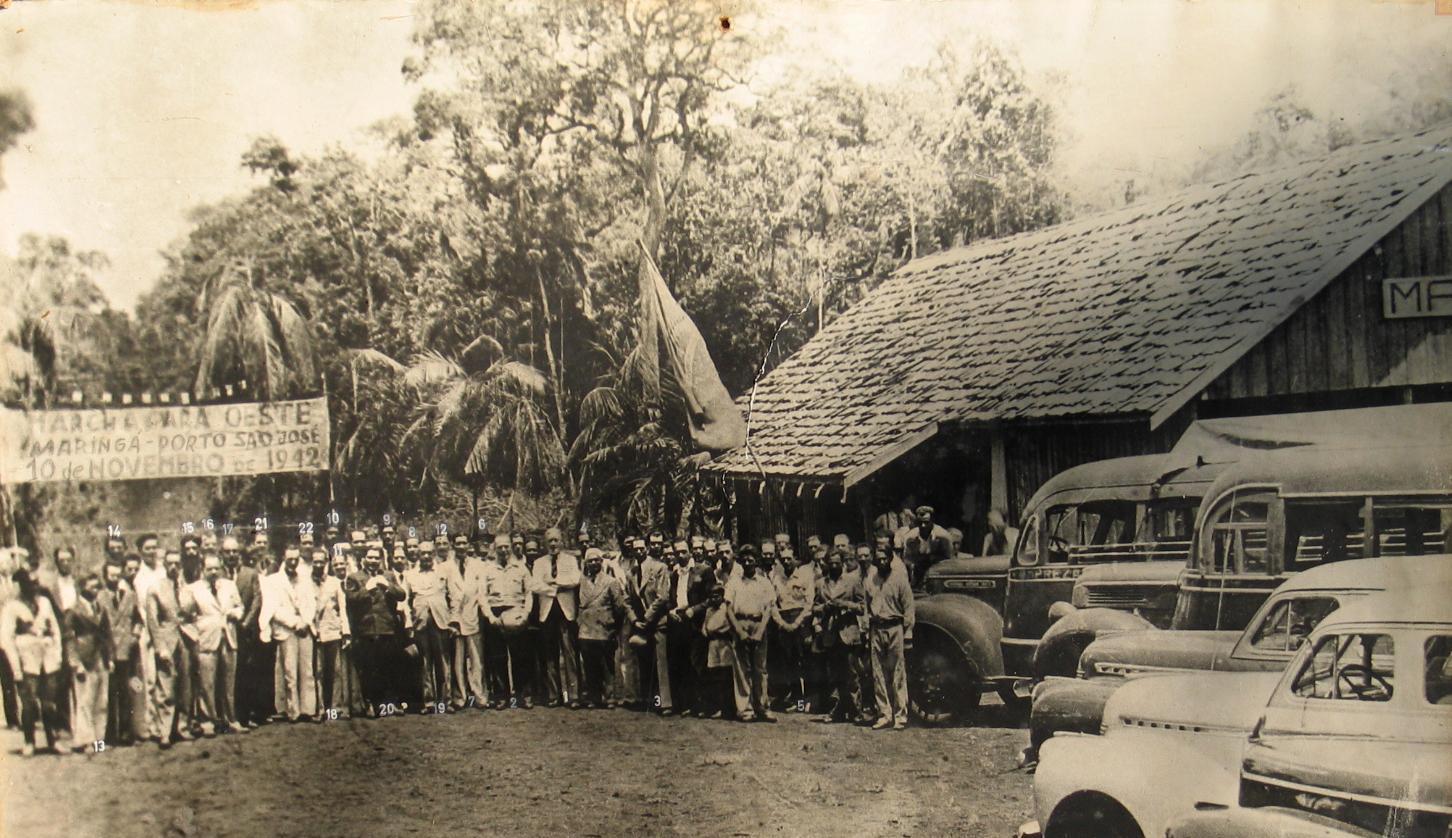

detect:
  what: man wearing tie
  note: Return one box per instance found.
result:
[532,528,582,708]
[448,533,489,710]
[261,548,318,722]
[182,554,243,733]
[144,550,188,747]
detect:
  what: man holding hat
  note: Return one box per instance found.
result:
[482,534,533,709]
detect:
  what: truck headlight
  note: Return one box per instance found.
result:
[1070,585,1088,608]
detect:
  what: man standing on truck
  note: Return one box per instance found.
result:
[902,506,953,589]
[980,508,1020,557]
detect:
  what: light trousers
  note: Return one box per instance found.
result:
[275,629,316,720]
[870,625,908,725]
[196,645,237,726]
[71,666,108,746]
[730,637,769,717]
[453,631,485,705]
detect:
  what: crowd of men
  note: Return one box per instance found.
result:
[0,507,955,756]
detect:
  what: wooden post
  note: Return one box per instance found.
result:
[990,429,1009,520]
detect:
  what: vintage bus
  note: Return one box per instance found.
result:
[1174,442,1452,631]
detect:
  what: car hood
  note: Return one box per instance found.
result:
[1080,628,1242,676]
[1074,561,1185,584]
[1103,670,1281,735]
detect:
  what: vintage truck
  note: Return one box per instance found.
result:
[1027,437,1452,749]
[1024,584,1451,838]
[908,452,1219,723]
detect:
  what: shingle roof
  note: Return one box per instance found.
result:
[706,124,1452,484]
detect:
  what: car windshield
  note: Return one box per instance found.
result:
[1293,632,1395,702]
[1248,596,1340,654]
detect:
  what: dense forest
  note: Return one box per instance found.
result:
[4,0,1450,540]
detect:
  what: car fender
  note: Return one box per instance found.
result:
[1035,732,1241,838]
[914,593,1005,678]
[1034,607,1155,679]
[1029,675,1121,750]
[1164,805,1381,838]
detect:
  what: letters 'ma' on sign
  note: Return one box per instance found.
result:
[1383,276,1452,319]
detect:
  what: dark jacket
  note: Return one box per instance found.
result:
[346,571,406,638]
[65,596,112,670]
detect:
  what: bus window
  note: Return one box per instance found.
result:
[1371,503,1451,557]
[1206,493,1272,574]
[1144,501,1196,562]
[1065,500,1138,563]
[1285,500,1365,571]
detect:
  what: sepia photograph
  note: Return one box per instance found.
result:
[1,0,1450,836]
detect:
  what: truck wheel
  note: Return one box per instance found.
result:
[907,636,981,725]
[1046,793,1143,838]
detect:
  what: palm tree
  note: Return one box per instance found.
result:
[354,337,567,528]
[194,263,318,400]
[571,338,721,534]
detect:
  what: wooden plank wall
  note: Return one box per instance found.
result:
[1207,182,1452,401]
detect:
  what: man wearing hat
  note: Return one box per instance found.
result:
[405,542,453,711]
[532,528,581,708]
[902,505,952,589]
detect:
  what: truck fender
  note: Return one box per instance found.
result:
[1034,607,1155,680]
[1035,733,1240,838]
[914,593,1006,679]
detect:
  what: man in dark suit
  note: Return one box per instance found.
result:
[346,548,406,714]
[232,540,271,727]
[670,538,717,716]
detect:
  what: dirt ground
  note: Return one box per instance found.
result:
[1,699,1033,838]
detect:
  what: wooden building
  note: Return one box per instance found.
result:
[702,125,1452,551]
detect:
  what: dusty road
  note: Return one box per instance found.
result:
[2,703,1033,838]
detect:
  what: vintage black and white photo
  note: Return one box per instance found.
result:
[1,0,1450,835]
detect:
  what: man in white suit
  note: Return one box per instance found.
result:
[260,548,317,722]
[181,554,243,733]
[447,533,488,709]
[533,527,582,708]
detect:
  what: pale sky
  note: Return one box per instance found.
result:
[2,0,1449,311]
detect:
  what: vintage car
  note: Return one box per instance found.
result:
[911,403,1452,725]
[1162,590,1452,838]
[1028,555,1452,750]
[1027,432,1452,749]
[908,453,1217,723]
[1024,586,1452,838]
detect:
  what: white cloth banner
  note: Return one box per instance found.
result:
[1,398,330,484]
